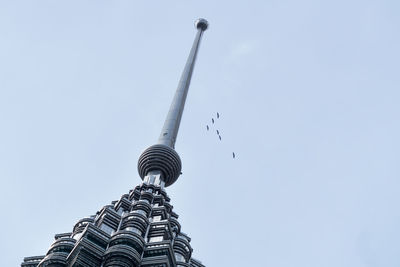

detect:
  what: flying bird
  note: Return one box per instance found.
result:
[218,135,221,141]
[217,112,220,119]
[232,152,235,159]
[216,130,219,135]
[206,125,209,131]
[212,118,214,124]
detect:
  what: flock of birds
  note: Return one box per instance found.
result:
[206,112,236,159]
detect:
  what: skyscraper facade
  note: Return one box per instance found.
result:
[21,18,209,267]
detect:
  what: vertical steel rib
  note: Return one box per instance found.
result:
[157,19,208,148]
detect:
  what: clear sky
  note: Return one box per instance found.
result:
[1,1,399,266]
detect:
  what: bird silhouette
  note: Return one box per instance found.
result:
[216,130,219,135]
[218,135,221,141]
[212,118,214,124]
[206,125,209,131]
[217,112,220,119]
[232,152,235,159]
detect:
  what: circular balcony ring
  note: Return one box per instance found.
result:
[137,144,182,187]
[103,245,141,267]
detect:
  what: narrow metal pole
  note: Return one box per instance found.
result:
[157,18,208,148]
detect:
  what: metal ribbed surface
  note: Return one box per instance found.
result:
[137,144,182,187]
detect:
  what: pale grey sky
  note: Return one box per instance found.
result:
[1,1,399,266]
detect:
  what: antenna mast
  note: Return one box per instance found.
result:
[138,19,209,187]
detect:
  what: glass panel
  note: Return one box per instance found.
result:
[125,227,142,235]
[100,224,115,235]
[149,236,163,242]
[73,232,83,241]
[175,252,186,262]
[153,215,161,222]
[133,209,147,216]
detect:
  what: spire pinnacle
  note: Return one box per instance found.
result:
[158,18,208,148]
[138,19,208,187]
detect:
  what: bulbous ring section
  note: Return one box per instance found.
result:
[137,144,182,187]
[195,18,208,31]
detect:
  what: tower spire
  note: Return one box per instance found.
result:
[138,18,208,187]
[158,18,209,148]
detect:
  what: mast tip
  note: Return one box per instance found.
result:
[195,18,209,31]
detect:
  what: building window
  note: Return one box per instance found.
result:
[140,199,150,204]
[73,232,83,241]
[133,209,147,216]
[153,215,162,222]
[154,175,160,185]
[125,227,142,235]
[117,208,124,215]
[100,224,115,235]
[175,252,185,262]
[149,236,163,242]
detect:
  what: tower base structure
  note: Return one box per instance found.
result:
[22,177,205,267]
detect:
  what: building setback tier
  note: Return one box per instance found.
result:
[21,179,205,267]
